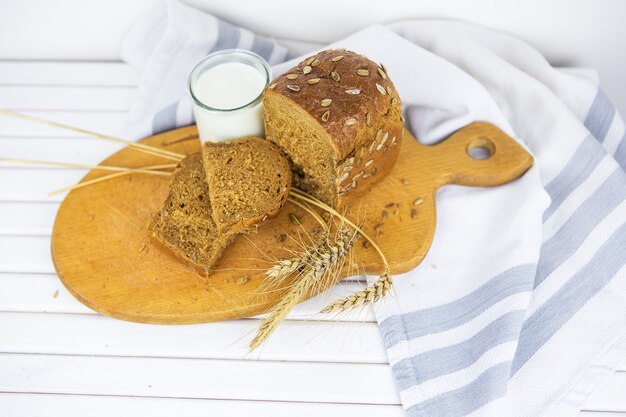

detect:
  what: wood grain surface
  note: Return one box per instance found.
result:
[51,122,533,324]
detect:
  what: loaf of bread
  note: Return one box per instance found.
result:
[149,153,235,275]
[263,49,404,207]
[202,137,291,234]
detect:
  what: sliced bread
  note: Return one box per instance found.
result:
[202,136,292,234]
[149,153,234,274]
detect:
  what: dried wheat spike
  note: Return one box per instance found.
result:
[320,270,393,313]
[251,225,357,351]
[264,236,325,282]
[250,270,314,352]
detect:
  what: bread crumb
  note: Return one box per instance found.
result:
[139,242,149,254]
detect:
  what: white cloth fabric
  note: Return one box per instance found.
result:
[121,2,626,416]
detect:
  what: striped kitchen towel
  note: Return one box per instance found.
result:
[121,2,626,417]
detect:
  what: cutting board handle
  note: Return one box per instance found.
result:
[419,121,534,188]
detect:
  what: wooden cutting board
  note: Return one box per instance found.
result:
[51,122,532,324]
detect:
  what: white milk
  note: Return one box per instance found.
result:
[190,62,267,143]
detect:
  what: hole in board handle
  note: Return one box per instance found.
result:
[467,137,495,160]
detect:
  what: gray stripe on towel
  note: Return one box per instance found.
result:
[380,264,535,348]
[251,36,275,61]
[209,19,241,53]
[543,135,604,221]
[392,310,525,390]
[513,220,626,374]
[614,131,626,170]
[534,168,625,289]
[584,88,615,143]
[406,361,511,417]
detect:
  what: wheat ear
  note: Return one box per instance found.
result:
[261,197,328,289]
[264,235,325,282]
[321,270,393,313]
[250,225,356,352]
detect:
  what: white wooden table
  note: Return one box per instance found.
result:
[0,60,624,416]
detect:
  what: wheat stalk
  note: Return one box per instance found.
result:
[48,163,177,196]
[0,108,184,161]
[287,197,328,232]
[0,157,174,176]
[250,224,356,352]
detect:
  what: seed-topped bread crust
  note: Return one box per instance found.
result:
[264,49,404,207]
[149,153,235,275]
[202,137,292,234]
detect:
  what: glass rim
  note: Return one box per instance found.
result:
[187,49,271,113]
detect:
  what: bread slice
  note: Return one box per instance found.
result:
[149,153,234,274]
[202,136,292,234]
[263,49,404,207]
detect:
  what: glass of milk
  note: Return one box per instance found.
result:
[187,49,271,143]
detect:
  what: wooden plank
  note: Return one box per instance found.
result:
[0,393,619,417]
[0,354,623,410]
[0,311,384,362]
[0,61,138,86]
[0,353,401,404]
[0,202,59,235]
[0,274,372,320]
[0,86,133,111]
[0,393,405,417]
[0,168,95,202]
[0,137,125,167]
[0,236,53,273]
[0,110,128,137]
[0,274,92,314]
